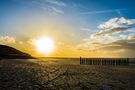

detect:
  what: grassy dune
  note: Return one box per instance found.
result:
[0,59,135,90]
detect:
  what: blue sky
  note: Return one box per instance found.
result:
[0,0,135,57]
[0,0,134,33]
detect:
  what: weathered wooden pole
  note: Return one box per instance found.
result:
[80,57,82,64]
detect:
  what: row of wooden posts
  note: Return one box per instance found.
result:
[80,57,129,66]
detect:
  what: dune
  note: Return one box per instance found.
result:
[0,45,34,59]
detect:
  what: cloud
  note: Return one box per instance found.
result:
[0,36,16,44]
[77,36,135,56]
[98,17,135,30]
[15,0,65,15]
[18,41,23,44]
[80,28,91,31]
[36,0,65,15]
[92,17,135,38]
[95,27,131,36]
[127,35,135,40]
[102,38,135,50]
[46,0,66,7]
[80,9,126,15]
[77,17,135,57]
[27,38,36,45]
[48,6,64,15]
[97,38,135,56]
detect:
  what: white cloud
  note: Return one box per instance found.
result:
[80,9,126,15]
[98,18,119,30]
[98,17,135,30]
[118,17,135,25]
[76,17,135,56]
[0,36,15,44]
[46,0,66,7]
[49,6,64,14]
[80,28,91,31]
[15,0,65,15]
[91,17,135,41]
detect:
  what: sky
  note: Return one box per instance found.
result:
[0,0,135,57]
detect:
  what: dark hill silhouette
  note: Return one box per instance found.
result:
[0,45,34,59]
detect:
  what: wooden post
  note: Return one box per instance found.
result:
[80,57,82,64]
[101,58,102,65]
[92,58,93,65]
[0,57,1,61]
[127,58,129,66]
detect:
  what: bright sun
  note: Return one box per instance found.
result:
[34,37,54,54]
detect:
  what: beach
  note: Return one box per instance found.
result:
[0,59,135,90]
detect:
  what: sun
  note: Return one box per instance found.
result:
[34,37,54,54]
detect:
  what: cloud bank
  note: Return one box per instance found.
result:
[0,36,15,44]
[77,17,135,57]
[96,17,135,36]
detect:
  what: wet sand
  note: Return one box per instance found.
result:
[0,59,135,90]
